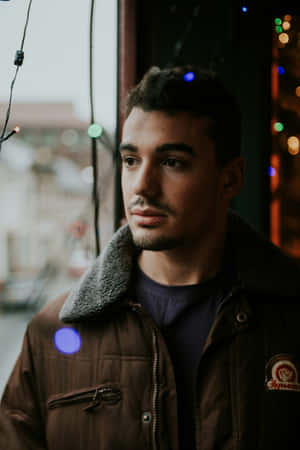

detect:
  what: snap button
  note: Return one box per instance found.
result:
[236,311,248,324]
[142,412,152,423]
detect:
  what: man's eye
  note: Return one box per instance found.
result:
[122,156,137,167]
[163,158,185,168]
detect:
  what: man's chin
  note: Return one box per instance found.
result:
[131,228,180,251]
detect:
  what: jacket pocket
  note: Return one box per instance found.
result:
[47,383,122,412]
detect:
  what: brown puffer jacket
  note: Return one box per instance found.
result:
[1,211,300,450]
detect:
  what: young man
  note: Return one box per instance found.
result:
[1,65,300,450]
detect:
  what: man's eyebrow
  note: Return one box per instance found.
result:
[119,142,195,156]
[119,143,138,152]
[155,142,195,156]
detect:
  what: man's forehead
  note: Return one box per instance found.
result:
[122,107,212,143]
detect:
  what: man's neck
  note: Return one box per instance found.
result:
[138,229,227,286]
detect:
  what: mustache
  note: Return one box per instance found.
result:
[128,197,174,215]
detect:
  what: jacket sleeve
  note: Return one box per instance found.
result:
[0,326,47,450]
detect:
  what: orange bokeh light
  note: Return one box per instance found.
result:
[278,33,289,44]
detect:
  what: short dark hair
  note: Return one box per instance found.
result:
[125,65,241,167]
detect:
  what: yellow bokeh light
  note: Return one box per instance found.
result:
[284,14,292,21]
[296,86,300,97]
[288,136,299,155]
[278,33,289,44]
[282,21,291,31]
[288,147,299,156]
[288,136,299,149]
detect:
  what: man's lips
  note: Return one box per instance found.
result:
[130,208,167,217]
[130,208,167,225]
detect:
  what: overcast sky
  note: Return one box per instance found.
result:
[0,0,117,133]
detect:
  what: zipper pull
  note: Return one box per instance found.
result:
[83,389,101,412]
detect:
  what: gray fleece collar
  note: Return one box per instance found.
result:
[59,211,300,323]
[59,224,135,322]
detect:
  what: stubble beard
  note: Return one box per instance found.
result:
[131,227,183,251]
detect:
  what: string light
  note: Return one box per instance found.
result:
[274,18,282,26]
[296,86,300,97]
[275,26,283,34]
[282,21,291,31]
[183,72,195,82]
[241,6,247,13]
[61,129,79,147]
[284,14,292,21]
[278,66,285,75]
[0,0,33,151]
[0,126,21,144]
[278,33,289,44]
[273,122,284,132]
[88,123,103,139]
[287,136,299,155]
[269,166,276,177]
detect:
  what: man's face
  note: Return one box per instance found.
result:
[121,108,230,251]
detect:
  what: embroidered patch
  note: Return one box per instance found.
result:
[266,354,300,392]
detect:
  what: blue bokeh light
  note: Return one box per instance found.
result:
[183,72,195,82]
[268,166,276,177]
[278,66,285,75]
[54,328,81,354]
[242,6,247,13]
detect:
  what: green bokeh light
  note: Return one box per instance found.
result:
[274,18,282,26]
[275,25,283,33]
[274,122,284,132]
[88,123,103,138]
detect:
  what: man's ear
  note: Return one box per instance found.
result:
[222,157,245,200]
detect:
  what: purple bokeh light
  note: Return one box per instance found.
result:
[183,72,195,82]
[268,166,276,177]
[54,327,81,354]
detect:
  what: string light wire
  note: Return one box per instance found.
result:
[89,0,100,257]
[167,4,201,67]
[166,3,226,72]
[20,0,33,51]
[0,0,33,149]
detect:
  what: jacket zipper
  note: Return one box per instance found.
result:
[48,386,121,412]
[194,283,243,449]
[130,302,160,450]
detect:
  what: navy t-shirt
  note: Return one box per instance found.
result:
[131,264,234,450]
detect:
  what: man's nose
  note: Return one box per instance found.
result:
[134,162,160,197]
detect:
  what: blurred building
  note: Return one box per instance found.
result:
[0,102,114,308]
